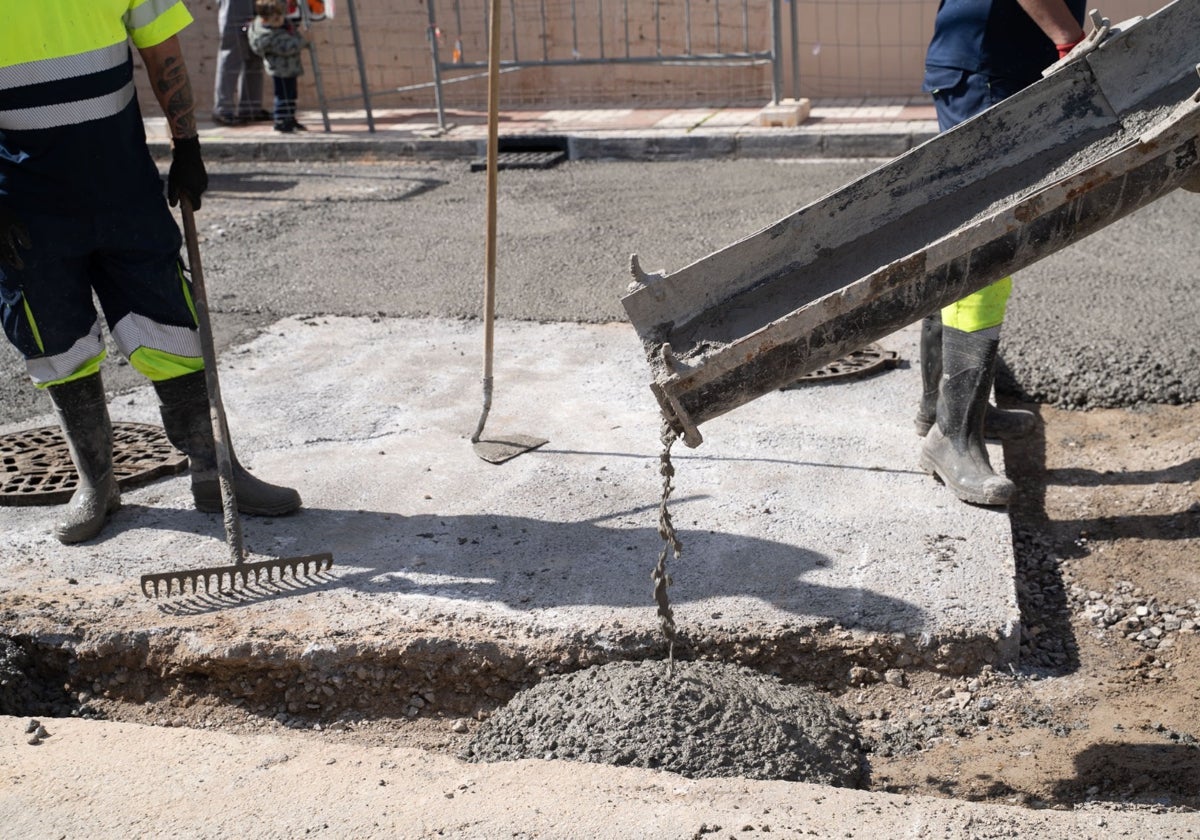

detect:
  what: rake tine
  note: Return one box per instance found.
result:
[140,553,334,600]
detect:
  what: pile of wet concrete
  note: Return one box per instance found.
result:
[462,659,864,786]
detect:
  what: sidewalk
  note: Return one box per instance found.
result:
[145,98,939,162]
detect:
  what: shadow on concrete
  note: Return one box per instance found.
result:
[140,505,926,633]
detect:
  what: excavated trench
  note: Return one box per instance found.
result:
[2,629,872,785]
[1,616,1011,787]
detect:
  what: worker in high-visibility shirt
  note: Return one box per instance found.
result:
[916,0,1087,506]
[0,0,300,544]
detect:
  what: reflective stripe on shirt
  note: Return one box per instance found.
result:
[0,81,135,131]
[0,42,130,92]
[127,0,194,50]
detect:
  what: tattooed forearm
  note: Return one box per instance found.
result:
[156,56,198,137]
[139,37,198,138]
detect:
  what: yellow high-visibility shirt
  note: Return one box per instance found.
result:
[0,0,194,213]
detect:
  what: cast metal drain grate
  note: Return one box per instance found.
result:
[0,423,187,507]
[470,150,569,172]
[781,343,900,388]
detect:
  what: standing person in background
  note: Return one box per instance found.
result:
[248,0,309,133]
[213,0,269,125]
[916,0,1087,507]
[0,0,302,544]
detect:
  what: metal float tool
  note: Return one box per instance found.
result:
[469,0,548,464]
[140,198,332,598]
[622,0,1200,447]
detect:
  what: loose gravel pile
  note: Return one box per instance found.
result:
[462,660,864,786]
[1071,579,1200,651]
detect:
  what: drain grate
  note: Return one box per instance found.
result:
[781,344,900,388]
[0,423,187,507]
[471,136,570,172]
[470,149,568,172]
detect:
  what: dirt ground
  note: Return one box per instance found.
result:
[858,400,1200,810]
[8,400,1198,824]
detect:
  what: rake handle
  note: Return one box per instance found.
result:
[180,197,246,566]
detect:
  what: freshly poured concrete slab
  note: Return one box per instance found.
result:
[0,317,1017,698]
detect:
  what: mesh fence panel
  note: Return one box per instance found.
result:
[286,0,1165,112]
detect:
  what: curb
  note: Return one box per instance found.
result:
[149,126,939,164]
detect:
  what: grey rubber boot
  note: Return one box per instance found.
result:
[914,313,1035,440]
[918,327,1015,506]
[47,373,121,543]
[153,371,301,516]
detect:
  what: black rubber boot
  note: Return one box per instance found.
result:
[914,313,1035,440]
[47,373,121,543]
[918,327,1015,506]
[153,371,301,516]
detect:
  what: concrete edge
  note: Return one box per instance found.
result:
[149,126,939,164]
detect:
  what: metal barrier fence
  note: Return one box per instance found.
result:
[296,1,1162,129]
[425,0,783,130]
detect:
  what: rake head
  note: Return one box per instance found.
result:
[140,552,334,599]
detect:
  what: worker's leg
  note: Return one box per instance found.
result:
[152,370,301,515]
[0,214,121,542]
[918,279,1016,505]
[914,311,1034,439]
[917,70,1035,441]
[47,372,121,542]
[90,204,300,516]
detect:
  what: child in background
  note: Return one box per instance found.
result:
[286,0,326,22]
[247,0,308,133]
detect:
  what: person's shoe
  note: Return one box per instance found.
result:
[47,373,121,544]
[289,119,308,131]
[274,121,295,133]
[211,112,244,127]
[914,313,1035,440]
[918,327,1015,506]
[249,110,274,122]
[153,371,302,516]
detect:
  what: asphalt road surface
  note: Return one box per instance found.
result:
[2,158,1198,425]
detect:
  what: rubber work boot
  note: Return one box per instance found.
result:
[918,327,1015,506]
[914,314,1035,440]
[153,371,301,516]
[47,373,121,544]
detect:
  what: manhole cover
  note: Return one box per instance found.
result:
[470,150,568,171]
[781,343,900,387]
[0,423,187,507]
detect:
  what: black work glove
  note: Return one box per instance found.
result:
[168,135,208,211]
[0,205,31,271]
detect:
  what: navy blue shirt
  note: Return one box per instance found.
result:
[925,0,1088,84]
[0,63,164,216]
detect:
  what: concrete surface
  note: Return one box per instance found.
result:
[0,317,1015,682]
[8,714,1194,840]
